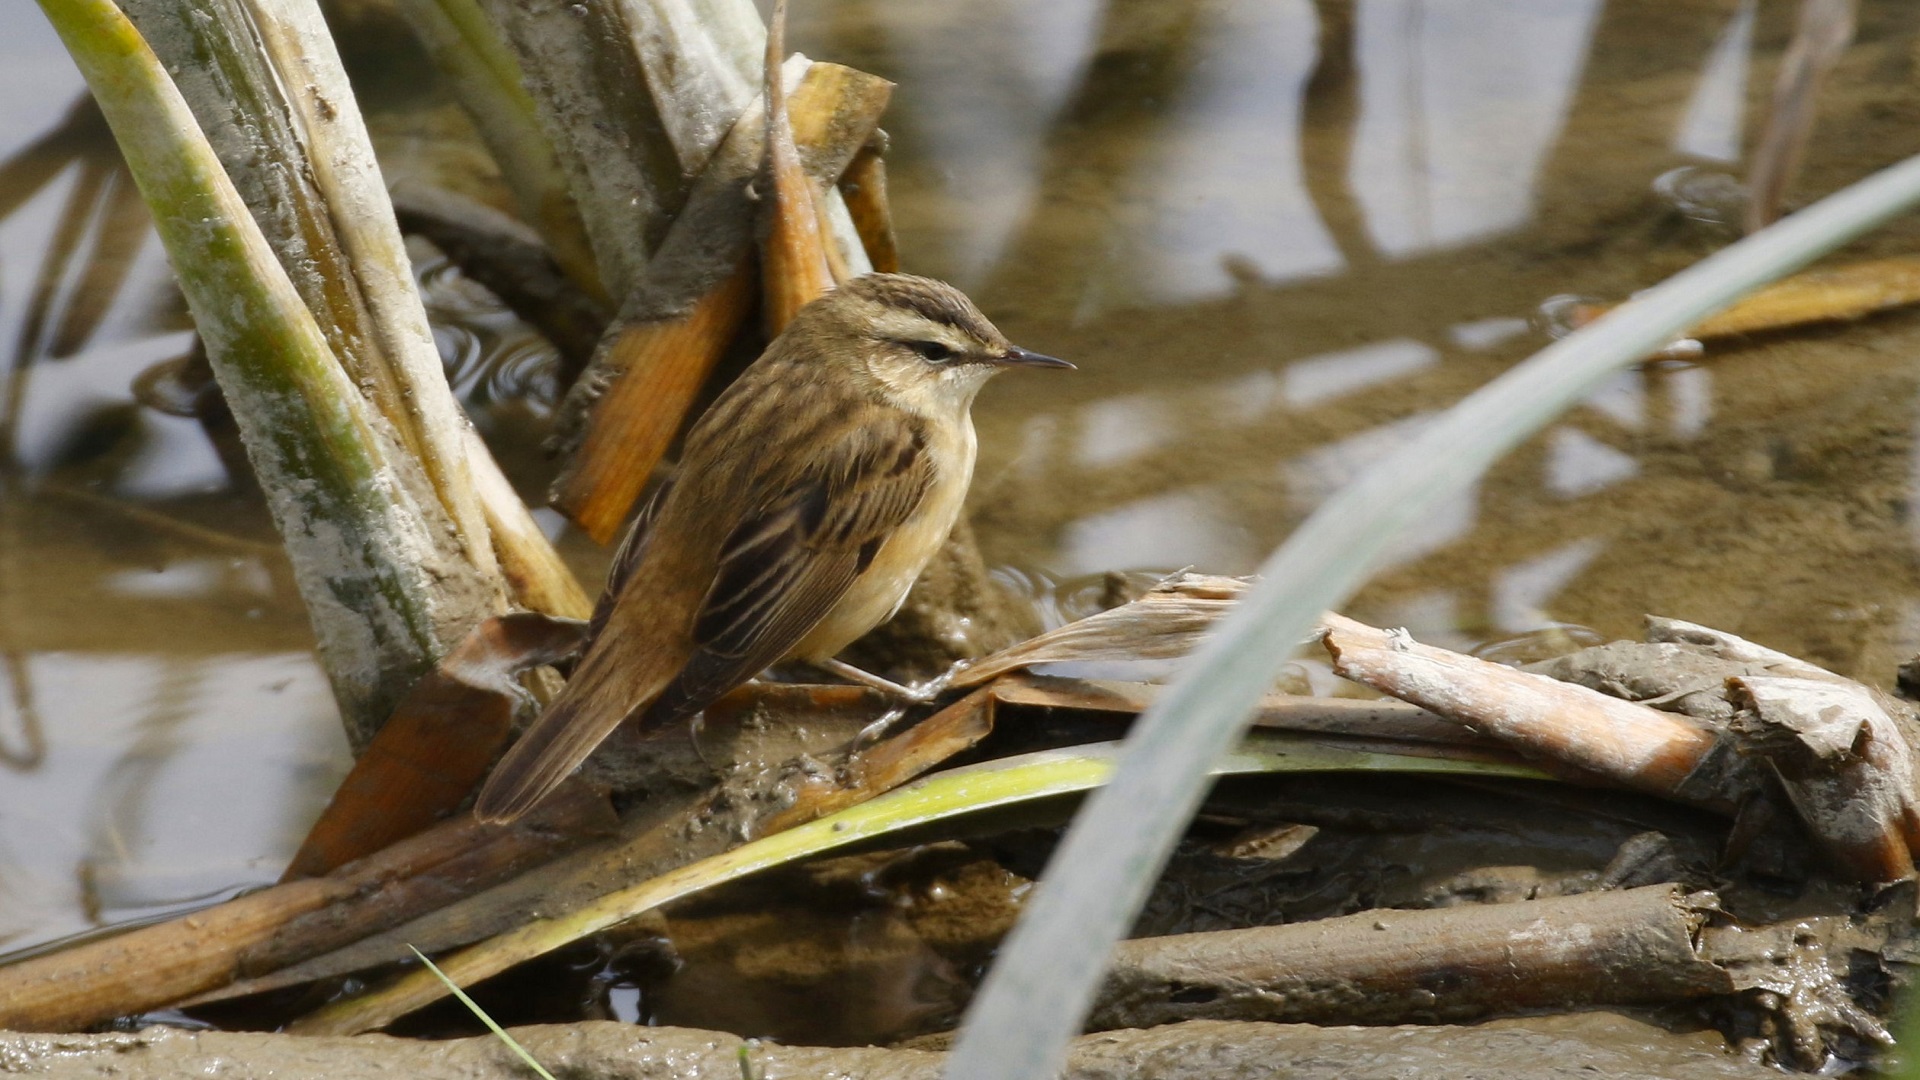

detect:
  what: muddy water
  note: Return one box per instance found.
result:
[3,0,1920,1046]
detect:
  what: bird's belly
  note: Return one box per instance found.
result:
[788,449,972,662]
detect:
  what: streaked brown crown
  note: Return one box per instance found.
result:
[835,273,1007,348]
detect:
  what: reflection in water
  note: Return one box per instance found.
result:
[1283,338,1438,408]
[1663,365,1714,439]
[1674,0,1755,163]
[1131,0,1342,303]
[0,652,342,952]
[1545,427,1639,499]
[1491,537,1606,632]
[1350,0,1604,255]
[1074,392,1174,467]
[1580,370,1646,430]
[1282,412,1439,509]
[1057,488,1256,576]
[1447,316,1531,351]
[0,652,44,770]
[849,0,1104,288]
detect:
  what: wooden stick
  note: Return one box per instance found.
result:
[1089,885,1731,1030]
[1320,613,1741,812]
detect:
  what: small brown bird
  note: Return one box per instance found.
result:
[475,273,1071,822]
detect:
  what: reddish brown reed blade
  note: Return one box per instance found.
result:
[0,784,616,1033]
[282,612,589,881]
[548,63,891,542]
[553,263,756,544]
[760,0,836,335]
[839,137,899,273]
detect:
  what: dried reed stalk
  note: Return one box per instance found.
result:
[1319,613,1737,811]
[0,784,615,1033]
[551,60,892,541]
[1569,255,1920,344]
[840,136,901,273]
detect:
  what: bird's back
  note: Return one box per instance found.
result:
[473,343,887,822]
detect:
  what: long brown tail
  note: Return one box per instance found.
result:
[473,662,647,823]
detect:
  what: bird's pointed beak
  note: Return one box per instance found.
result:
[997,346,1075,370]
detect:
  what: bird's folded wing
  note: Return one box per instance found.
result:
[586,474,675,647]
[473,415,931,823]
[645,414,933,724]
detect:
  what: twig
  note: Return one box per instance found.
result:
[1089,885,1731,1030]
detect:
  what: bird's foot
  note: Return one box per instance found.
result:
[812,659,955,750]
[814,657,945,703]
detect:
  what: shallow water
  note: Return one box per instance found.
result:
[2,0,1920,1035]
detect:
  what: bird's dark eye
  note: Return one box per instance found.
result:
[907,340,954,363]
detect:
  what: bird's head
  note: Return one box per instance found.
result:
[791,273,1073,414]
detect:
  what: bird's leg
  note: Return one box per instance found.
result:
[813,657,942,702]
[812,659,959,750]
[851,703,912,749]
[685,711,715,771]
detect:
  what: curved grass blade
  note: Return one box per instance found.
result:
[409,946,557,1080]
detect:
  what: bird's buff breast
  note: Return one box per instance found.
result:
[788,420,976,662]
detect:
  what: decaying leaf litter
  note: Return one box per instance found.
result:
[12,0,1920,1077]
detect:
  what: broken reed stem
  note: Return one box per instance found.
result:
[1727,674,1920,882]
[40,0,502,746]
[1088,885,1730,1031]
[551,60,892,542]
[1319,613,1734,811]
[950,575,1247,689]
[0,785,616,1033]
[558,266,756,544]
[292,731,1542,1036]
[465,429,593,618]
[1570,255,1920,343]
[244,0,501,582]
[282,612,590,881]
[753,686,999,834]
[839,137,900,273]
[193,684,904,1005]
[474,0,683,299]
[760,0,838,334]
[986,674,1499,751]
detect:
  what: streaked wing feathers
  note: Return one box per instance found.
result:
[645,413,931,724]
[586,475,675,647]
[475,410,931,823]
